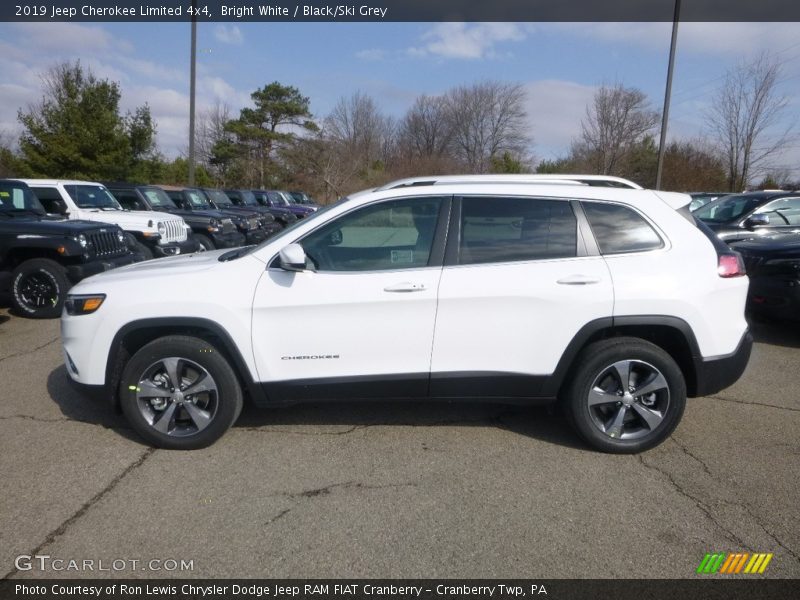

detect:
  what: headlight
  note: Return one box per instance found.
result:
[208,218,220,232]
[157,222,166,236]
[65,294,106,316]
[236,217,250,230]
[75,234,87,248]
[117,231,126,243]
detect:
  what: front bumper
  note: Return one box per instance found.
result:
[692,330,753,397]
[152,238,200,257]
[747,276,800,322]
[65,254,137,283]
[210,230,246,249]
[244,229,269,245]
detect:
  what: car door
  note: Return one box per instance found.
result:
[251,196,449,402]
[429,195,614,398]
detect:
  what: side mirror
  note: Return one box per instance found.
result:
[744,214,769,229]
[278,243,307,272]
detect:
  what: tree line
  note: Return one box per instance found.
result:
[1,55,795,202]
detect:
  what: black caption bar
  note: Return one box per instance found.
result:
[1,580,798,600]
[3,0,800,22]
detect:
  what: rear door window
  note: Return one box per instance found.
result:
[458,197,577,265]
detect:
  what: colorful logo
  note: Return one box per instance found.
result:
[697,552,773,574]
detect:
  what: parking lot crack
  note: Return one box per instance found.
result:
[0,336,59,364]
[670,436,713,476]
[0,447,156,580]
[637,454,748,549]
[706,395,800,413]
[264,508,291,526]
[276,480,417,500]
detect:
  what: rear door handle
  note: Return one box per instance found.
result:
[557,275,600,285]
[384,282,427,293]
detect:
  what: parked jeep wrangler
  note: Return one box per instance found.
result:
[1,179,136,318]
[225,189,298,228]
[105,183,243,252]
[199,188,282,242]
[22,179,196,260]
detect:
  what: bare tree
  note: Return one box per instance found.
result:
[397,94,452,160]
[444,81,530,173]
[196,100,231,167]
[325,92,395,167]
[707,53,793,192]
[580,83,659,175]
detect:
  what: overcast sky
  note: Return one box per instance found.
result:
[1,21,799,177]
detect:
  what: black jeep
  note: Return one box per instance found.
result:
[105,183,244,251]
[199,188,282,242]
[0,179,137,318]
[224,189,298,228]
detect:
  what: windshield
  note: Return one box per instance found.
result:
[65,185,121,209]
[694,195,766,223]
[241,191,259,206]
[268,191,290,207]
[0,181,45,214]
[142,188,177,209]
[186,190,212,209]
[204,189,233,207]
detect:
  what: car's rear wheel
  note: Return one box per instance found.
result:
[563,337,686,453]
[119,335,242,450]
[11,258,70,319]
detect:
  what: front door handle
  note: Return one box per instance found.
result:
[384,282,427,293]
[557,275,600,285]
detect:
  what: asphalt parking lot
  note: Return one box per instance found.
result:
[0,308,798,580]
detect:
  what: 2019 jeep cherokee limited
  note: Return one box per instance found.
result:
[62,176,752,453]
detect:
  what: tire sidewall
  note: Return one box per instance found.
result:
[119,336,242,450]
[195,234,214,251]
[11,260,68,318]
[566,339,686,453]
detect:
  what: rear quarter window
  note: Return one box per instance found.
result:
[582,201,664,254]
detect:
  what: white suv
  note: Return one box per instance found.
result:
[61,176,752,453]
[21,179,195,259]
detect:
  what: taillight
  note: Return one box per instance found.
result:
[718,253,746,278]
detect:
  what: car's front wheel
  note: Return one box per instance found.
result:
[11,258,70,318]
[563,337,686,453]
[119,335,243,449]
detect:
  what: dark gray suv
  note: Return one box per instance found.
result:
[695,191,800,243]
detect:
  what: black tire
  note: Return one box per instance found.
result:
[563,337,686,454]
[134,241,154,260]
[11,258,70,319]
[194,234,215,251]
[119,335,243,450]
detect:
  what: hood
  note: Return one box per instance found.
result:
[77,248,230,288]
[0,215,120,237]
[731,233,800,254]
[75,208,185,229]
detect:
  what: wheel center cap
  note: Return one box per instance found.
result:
[622,392,634,406]
[173,391,185,403]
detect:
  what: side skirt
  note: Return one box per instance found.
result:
[258,372,557,407]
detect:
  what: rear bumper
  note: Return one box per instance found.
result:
[692,330,753,397]
[152,238,199,257]
[747,276,800,322]
[210,230,246,248]
[65,254,137,282]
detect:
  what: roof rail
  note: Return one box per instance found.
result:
[376,174,643,191]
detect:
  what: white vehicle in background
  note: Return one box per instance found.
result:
[62,175,752,453]
[21,179,196,259]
